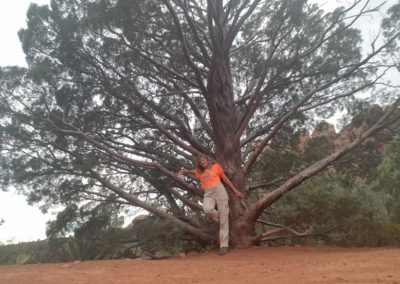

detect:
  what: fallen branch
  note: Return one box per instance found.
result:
[262,225,340,242]
[144,252,184,260]
[253,223,315,244]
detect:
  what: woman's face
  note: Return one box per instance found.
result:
[199,157,209,169]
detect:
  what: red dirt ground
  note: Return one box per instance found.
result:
[1,246,400,283]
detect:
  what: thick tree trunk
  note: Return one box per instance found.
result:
[206,52,258,247]
[221,155,256,248]
[229,214,256,248]
[204,9,258,247]
[212,97,256,247]
[214,110,257,247]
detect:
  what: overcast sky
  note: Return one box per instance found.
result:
[0,0,52,244]
[0,0,398,244]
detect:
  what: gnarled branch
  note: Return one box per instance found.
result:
[253,223,316,244]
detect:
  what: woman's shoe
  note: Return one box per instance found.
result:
[219,247,228,256]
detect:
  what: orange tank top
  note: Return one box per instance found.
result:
[194,163,224,189]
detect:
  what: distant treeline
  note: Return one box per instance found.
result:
[0,217,202,265]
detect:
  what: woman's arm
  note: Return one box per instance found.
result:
[221,173,243,199]
[176,169,196,177]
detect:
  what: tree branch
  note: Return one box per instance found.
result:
[89,170,214,242]
[47,113,204,197]
[249,97,400,220]
[243,31,400,173]
[253,223,316,244]
[161,0,207,95]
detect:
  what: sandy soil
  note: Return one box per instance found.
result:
[1,246,400,284]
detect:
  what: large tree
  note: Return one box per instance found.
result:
[1,0,400,247]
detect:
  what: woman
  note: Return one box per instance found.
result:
[177,156,243,255]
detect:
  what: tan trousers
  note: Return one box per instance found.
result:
[203,183,229,248]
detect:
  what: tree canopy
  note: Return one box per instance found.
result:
[1,0,399,247]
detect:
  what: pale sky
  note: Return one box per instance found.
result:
[0,0,52,243]
[0,0,398,243]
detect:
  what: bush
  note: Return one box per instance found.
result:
[0,240,59,264]
[133,217,202,255]
[268,173,400,247]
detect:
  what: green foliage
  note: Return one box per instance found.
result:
[133,217,201,255]
[46,204,79,237]
[277,175,359,226]
[0,214,202,265]
[250,124,400,246]
[249,122,335,185]
[368,135,400,223]
[46,226,140,262]
[350,104,385,128]
[303,136,334,163]
[273,173,400,246]
[46,203,137,261]
[0,240,58,264]
[45,203,201,261]
[250,147,300,184]
[0,233,137,265]
[382,1,400,47]
[15,253,31,265]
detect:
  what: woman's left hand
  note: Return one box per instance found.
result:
[235,191,243,199]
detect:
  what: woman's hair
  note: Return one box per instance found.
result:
[194,155,214,173]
